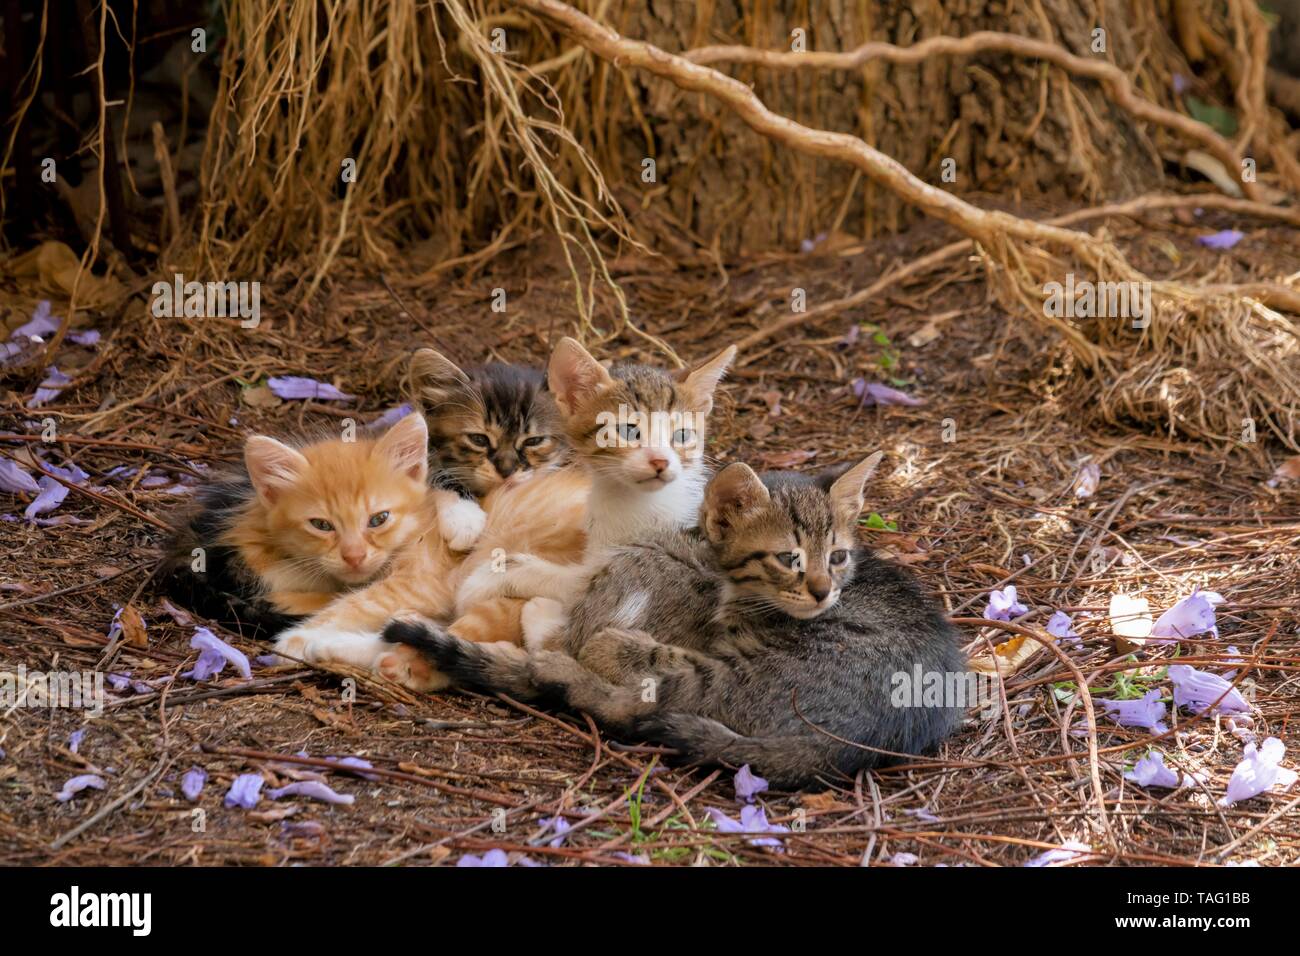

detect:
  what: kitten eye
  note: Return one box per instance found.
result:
[308,518,334,532]
[618,422,640,442]
[774,551,799,569]
[466,433,492,448]
[522,436,548,448]
[368,511,390,528]
[672,428,695,445]
[829,549,850,565]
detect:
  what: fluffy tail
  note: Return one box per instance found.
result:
[631,712,856,789]
[381,617,540,700]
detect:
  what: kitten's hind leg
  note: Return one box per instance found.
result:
[576,627,722,691]
[382,615,538,699]
[526,650,652,732]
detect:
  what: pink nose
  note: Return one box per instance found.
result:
[342,550,366,570]
[648,456,669,474]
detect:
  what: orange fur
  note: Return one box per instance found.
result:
[294,467,591,644]
[226,416,435,612]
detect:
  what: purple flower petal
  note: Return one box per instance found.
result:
[224,773,264,808]
[1124,750,1184,789]
[1220,738,1297,806]
[189,626,251,680]
[266,376,354,402]
[369,404,414,430]
[11,301,58,341]
[22,458,88,520]
[1168,664,1249,715]
[1046,611,1079,641]
[611,851,650,865]
[1197,230,1244,249]
[55,774,106,802]
[181,767,207,801]
[734,764,769,803]
[1023,840,1090,867]
[1150,589,1224,641]
[68,729,86,754]
[24,477,69,519]
[851,378,924,407]
[0,460,40,495]
[705,805,790,849]
[266,781,355,805]
[983,585,1028,622]
[1099,689,1168,734]
[159,598,195,627]
[329,756,379,781]
[538,815,572,847]
[457,849,510,867]
[67,329,100,347]
[28,366,71,407]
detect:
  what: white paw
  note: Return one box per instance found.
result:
[274,626,388,669]
[273,626,311,663]
[439,498,487,551]
[521,597,566,651]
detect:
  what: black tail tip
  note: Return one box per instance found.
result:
[381,618,435,647]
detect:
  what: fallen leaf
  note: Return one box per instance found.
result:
[241,384,282,409]
[968,631,1044,676]
[117,604,148,649]
[1269,455,1300,485]
[249,804,301,823]
[757,449,817,469]
[9,241,125,309]
[799,791,854,812]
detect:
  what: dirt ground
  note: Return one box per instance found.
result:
[1,200,1298,866]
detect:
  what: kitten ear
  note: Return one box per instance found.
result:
[702,462,770,543]
[375,413,429,483]
[245,436,309,504]
[409,349,470,409]
[547,337,614,418]
[825,452,884,525]
[677,344,737,415]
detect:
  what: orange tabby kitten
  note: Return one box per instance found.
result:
[164,413,457,633]
[272,464,589,687]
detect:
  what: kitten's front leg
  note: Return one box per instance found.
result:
[273,623,391,671]
[456,554,590,612]
[433,489,486,552]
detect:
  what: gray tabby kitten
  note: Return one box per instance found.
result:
[384,453,967,788]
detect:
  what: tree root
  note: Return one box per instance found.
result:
[507,0,1300,449]
[684,30,1258,203]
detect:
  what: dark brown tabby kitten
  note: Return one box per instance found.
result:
[384,454,967,788]
[408,349,567,498]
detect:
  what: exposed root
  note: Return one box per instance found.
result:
[509,0,1300,448]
